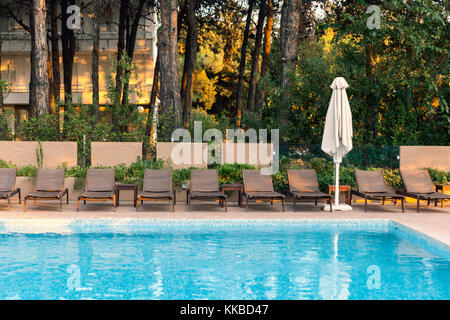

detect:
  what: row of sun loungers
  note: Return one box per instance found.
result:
[0,167,448,212]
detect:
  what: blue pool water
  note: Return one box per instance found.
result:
[0,219,448,300]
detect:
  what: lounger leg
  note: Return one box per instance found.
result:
[246,197,249,212]
[271,199,273,205]
[7,196,11,211]
[136,198,139,212]
[24,198,27,212]
[188,196,191,212]
[364,196,368,213]
[281,199,285,212]
[427,199,430,206]
[315,198,317,206]
[34,199,36,205]
[18,189,21,204]
[434,199,438,207]
[60,197,63,212]
[417,198,420,213]
[329,197,332,212]
[224,198,227,213]
[171,199,175,212]
[67,190,69,204]
[113,195,116,212]
[77,198,80,212]
[293,196,296,212]
[401,198,404,213]
[382,197,385,205]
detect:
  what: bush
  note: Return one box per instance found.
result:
[425,168,449,185]
[17,165,38,177]
[0,159,15,168]
[211,163,256,184]
[0,109,13,140]
[18,114,60,141]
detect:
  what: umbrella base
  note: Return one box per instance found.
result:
[322,204,352,212]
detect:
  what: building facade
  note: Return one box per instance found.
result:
[0,1,157,131]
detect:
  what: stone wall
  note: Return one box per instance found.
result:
[0,141,77,167]
[91,142,142,166]
[399,146,450,171]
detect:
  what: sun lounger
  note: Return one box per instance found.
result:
[187,169,227,212]
[351,169,404,212]
[77,168,116,212]
[397,169,450,212]
[137,169,175,212]
[287,169,332,212]
[24,169,68,211]
[0,168,21,211]
[242,169,285,212]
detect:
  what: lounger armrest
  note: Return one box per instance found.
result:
[351,190,367,198]
[395,190,420,199]
[10,188,21,197]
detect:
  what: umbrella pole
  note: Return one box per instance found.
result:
[335,162,340,208]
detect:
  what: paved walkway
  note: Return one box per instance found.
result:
[0,200,449,246]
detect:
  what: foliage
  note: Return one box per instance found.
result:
[210,163,256,185]
[104,51,146,142]
[17,113,60,141]
[0,159,15,168]
[0,109,13,140]
[17,165,38,177]
[425,167,450,185]
[62,100,113,166]
[36,141,43,169]
[172,168,192,188]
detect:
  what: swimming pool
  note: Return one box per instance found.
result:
[0,219,448,300]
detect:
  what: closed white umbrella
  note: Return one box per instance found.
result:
[321,77,353,211]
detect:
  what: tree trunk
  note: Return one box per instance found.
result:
[0,30,3,109]
[142,53,160,157]
[121,0,146,105]
[280,0,300,87]
[255,0,273,117]
[158,0,182,130]
[235,0,255,127]
[180,0,198,128]
[32,0,49,116]
[247,0,266,113]
[116,0,129,101]
[28,9,37,117]
[92,0,100,125]
[50,0,60,106]
[61,0,76,102]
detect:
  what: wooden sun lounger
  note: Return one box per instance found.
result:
[287,169,332,212]
[397,169,450,212]
[187,169,227,212]
[0,168,21,211]
[24,169,68,212]
[242,169,285,212]
[351,169,404,212]
[77,169,116,212]
[137,169,175,212]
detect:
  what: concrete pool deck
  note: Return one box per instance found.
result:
[0,200,449,246]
